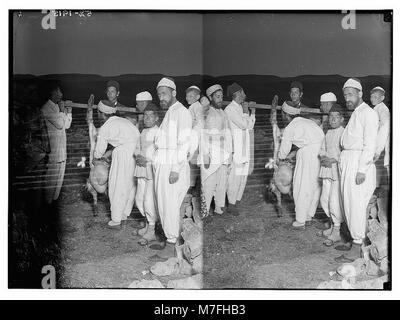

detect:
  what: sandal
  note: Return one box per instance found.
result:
[138,238,148,246]
[316,230,328,238]
[323,238,338,247]
[334,242,352,251]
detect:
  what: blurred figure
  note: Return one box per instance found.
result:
[224,83,255,216]
[370,86,390,180]
[41,83,72,204]
[199,84,232,216]
[186,85,203,189]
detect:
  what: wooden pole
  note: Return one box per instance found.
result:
[221,101,321,114]
[65,101,141,113]
[66,100,322,114]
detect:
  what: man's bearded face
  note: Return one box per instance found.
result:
[211,90,223,108]
[157,86,174,109]
[343,87,361,110]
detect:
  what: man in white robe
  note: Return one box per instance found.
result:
[370,87,390,180]
[153,77,192,245]
[94,100,140,228]
[336,78,379,260]
[41,84,72,204]
[199,84,232,215]
[278,103,325,229]
[225,83,255,215]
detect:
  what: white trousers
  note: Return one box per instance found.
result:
[339,150,376,242]
[320,178,343,226]
[153,162,190,240]
[202,164,228,211]
[293,143,322,223]
[135,177,158,225]
[108,143,136,223]
[44,160,66,204]
[227,162,248,205]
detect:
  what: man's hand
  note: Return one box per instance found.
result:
[242,102,250,114]
[271,95,279,109]
[58,100,65,112]
[356,172,366,185]
[373,153,380,163]
[88,94,95,107]
[249,101,256,115]
[135,154,147,167]
[169,171,179,184]
[203,154,211,169]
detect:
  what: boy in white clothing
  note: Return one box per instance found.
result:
[134,103,159,244]
[317,104,345,246]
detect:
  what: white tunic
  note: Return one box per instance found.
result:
[279,117,325,223]
[339,102,379,241]
[153,101,192,240]
[134,126,158,180]
[94,116,140,223]
[319,126,344,181]
[374,102,390,167]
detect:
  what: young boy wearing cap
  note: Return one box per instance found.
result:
[134,103,160,245]
[320,92,338,133]
[317,104,345,246]
[134,91,153,130]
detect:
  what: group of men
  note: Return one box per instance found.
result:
[40,76,390,261]
[63,78,256,250]
[276,78,390,262]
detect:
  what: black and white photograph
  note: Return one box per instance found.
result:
[8,8,393,292]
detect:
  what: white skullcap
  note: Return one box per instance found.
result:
[343,78,362,91]
[136,91,152,101]
[98,100,117,114]
[186,85,201,93]
[371,86,385,94]
[282,101,301,115]
[206,84,223,98]
[320,92,337,102]
[156,77,176,90]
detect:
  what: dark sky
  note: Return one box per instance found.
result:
[13,11,391,77]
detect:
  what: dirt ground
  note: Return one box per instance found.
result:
[54,185,344,289]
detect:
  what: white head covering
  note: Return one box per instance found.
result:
[320,92,337,102]
[98,100,117,114]
[282,101,301,115]
[136,91,152,101]
[371,86,385,94]
[156,77,176,90]
[343,78,362,91]
[206,84,223,98]
[186,85,201,93]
